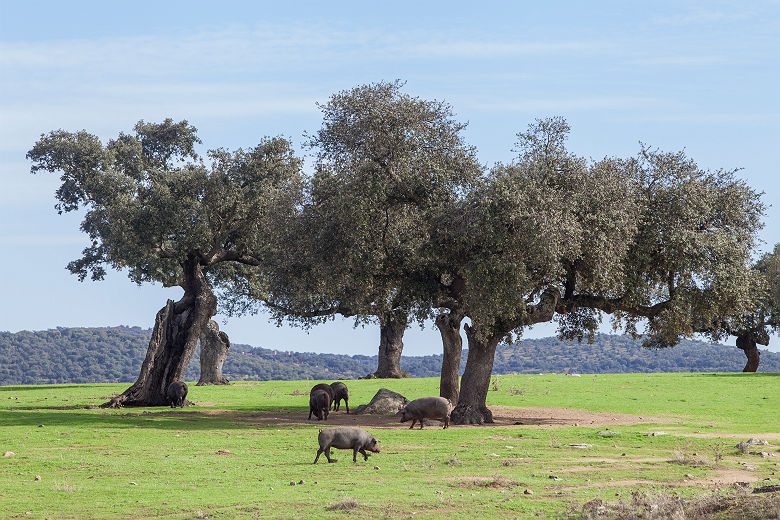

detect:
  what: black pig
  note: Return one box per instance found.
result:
[310,383,334,406]
[398,396,451,429]
[166,381,188,408]
[330,381,349,413]
[308,389,330,421]
[314,427,380,463]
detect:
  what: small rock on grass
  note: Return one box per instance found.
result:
[3,451,15,457]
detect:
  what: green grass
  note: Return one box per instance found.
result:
[0,373,778,519]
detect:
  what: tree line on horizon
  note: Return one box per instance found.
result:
[27,80,780,423]
[2,327,778,386]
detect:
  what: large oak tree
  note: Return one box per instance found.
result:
[226,81,481,378]
[436,118,765,424]
[28,119,303,406]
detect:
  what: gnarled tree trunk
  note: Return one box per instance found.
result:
[450,289,560,425]
[436,311,463,405]
[449,324,501,425]
[197,320,231,385]
[736,334,761,372]
[102,257,216,407]
[374,310,408,378]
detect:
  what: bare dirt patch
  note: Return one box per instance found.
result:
[152,404,680,429]
[488,406,679,428]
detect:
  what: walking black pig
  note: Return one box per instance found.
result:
[313,427,380,463]
[330,381,349,413]
[398,396,451,429]
[166,381,188,408]
[308,389,330,421]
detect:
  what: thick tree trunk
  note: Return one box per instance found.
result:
[197,320,231,385]
[102,258,217,408]
[736,334,761,372]
[436,311,463,405]
[373,311,407,378]
[449,324,501,425]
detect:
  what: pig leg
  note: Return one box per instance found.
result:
[443,416,449,429]
[314,448,323,464]
[419,418,424,429]
[345,400,349,414]
[325,447,337,463]
[308,409,313,420]
[408,418,417,429]
[359,448,369,461]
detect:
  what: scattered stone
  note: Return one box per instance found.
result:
[215,450,232,455]
[749,451,775,458]
[685,474,694,479]
[487,453,500,457]
[373,466,380,470]
[38,424,44,428]
[597,431,618,436]
[298,480,305,485]
[736,439,769,452]
[549,475,561,481]
[524,489,534,495]
[34,476,41,481]
[129,482,137,486]
[621,453,627,456]
[644,432,667,436]
[3,451,16,457]
[505,446,514,449]
[569,444,593,449]
[289,481,296,486]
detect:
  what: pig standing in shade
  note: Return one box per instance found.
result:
[167,381,188,408]
[329,381,349,413]
[397,396,451,429]
[314,427,380,463]
[310,383,334,408]
[308,389,330,421]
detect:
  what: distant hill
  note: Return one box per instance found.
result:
[0,326,778,385]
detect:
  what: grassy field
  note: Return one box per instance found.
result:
[1,373,778,519]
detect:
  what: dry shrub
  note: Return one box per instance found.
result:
[326,498,359,512]
[458,476,521,489]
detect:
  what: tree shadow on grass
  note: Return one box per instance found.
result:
[0,407,315,431]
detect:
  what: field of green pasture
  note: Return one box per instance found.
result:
[1,373,778,519]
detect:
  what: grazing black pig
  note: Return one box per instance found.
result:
[310,383,334,406]
[330,381,349,413]
[398,396,451,429]
[308,389,330,421]
[313,427,380,463]
[166,381,188,408]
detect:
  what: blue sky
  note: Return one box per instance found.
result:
[1,1,779,355]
